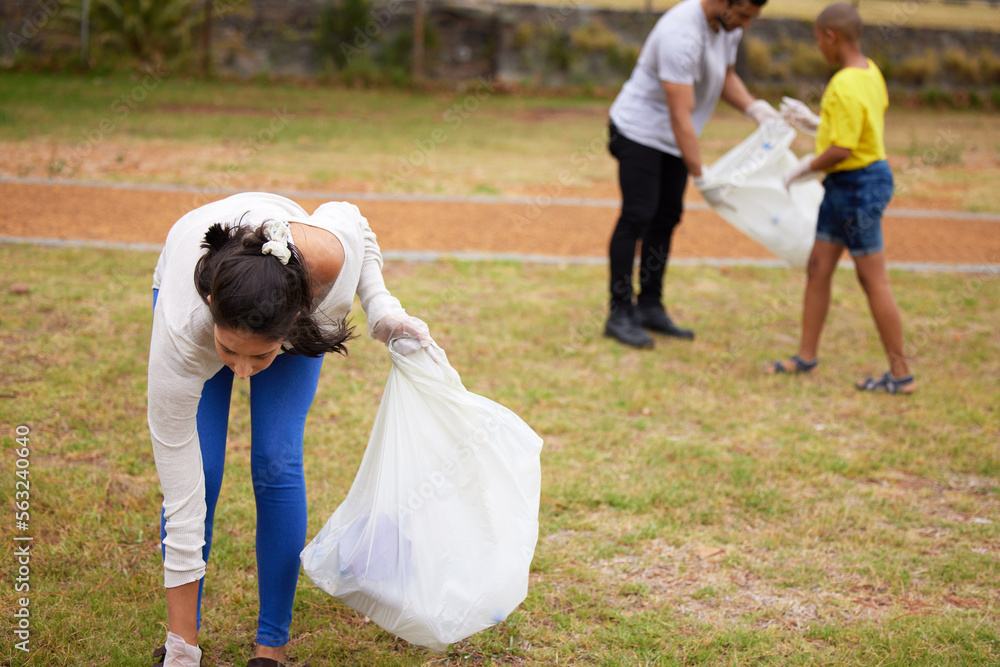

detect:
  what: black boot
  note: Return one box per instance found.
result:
[635,305,695,340]
[604,310,654,349]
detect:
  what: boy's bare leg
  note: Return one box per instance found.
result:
[768,241,843,373]
[797,241,844,363]
[767,242,842,373]
[853,251,915,389]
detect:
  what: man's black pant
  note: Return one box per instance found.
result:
[608,122,688,314]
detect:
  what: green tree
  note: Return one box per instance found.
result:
[62,0,206,68]
[316,0,375,68]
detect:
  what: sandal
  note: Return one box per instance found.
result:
[767,355,818,374]
[855,372,914,394]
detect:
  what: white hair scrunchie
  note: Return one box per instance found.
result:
[261,220,294,265]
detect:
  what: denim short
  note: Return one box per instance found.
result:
[816,160,894,257]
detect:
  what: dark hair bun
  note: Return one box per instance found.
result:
[201,222,235,253]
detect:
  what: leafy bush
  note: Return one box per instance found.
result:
[316,0,377,69]
[743,36,772,79]
[894,49,939,85]
[512,21,536,49]
[978,47,1000,85]
[921,86,953,108]
[314,0,436,86]
[58,0,208,70]
[544,27,573,71]
[569,22,619,52]
[605,42,639,77]
[788,41,832,78]
[870,51,893,81]
[942,48,981,85]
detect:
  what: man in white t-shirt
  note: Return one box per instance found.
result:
[605,0,777,348]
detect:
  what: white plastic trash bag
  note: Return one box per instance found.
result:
[301,339,543,653]
[697,120,824,268]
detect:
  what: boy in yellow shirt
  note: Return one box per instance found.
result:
[767,2,914,394]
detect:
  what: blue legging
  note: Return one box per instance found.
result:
[153,290,323,647]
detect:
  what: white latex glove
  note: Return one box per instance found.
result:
[745,99,780,126]
[164,632,202,667]
[780,96,820,136]
[693,165,732,207]
[783,154,823,190]
[371,312,440,361]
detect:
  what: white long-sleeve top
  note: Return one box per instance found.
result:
[148,192,403,588]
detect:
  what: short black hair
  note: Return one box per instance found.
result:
[817,3,863,42]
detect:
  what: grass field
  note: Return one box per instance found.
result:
[492,0,1000,32]
[1,70,999,665]
[1,72,999,212]
[0,243,998,665]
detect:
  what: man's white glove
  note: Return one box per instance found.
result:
[783,154,823,190]
[745,99,780,126]
[371,312,440,360]
[693,165,732,207]
[780,97,820,136]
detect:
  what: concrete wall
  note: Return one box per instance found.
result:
[4,0,1000,95]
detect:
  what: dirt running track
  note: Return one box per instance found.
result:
[1,180,998,266]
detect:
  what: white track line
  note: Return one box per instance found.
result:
[2,236,997,274]
[2,176,999,222]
